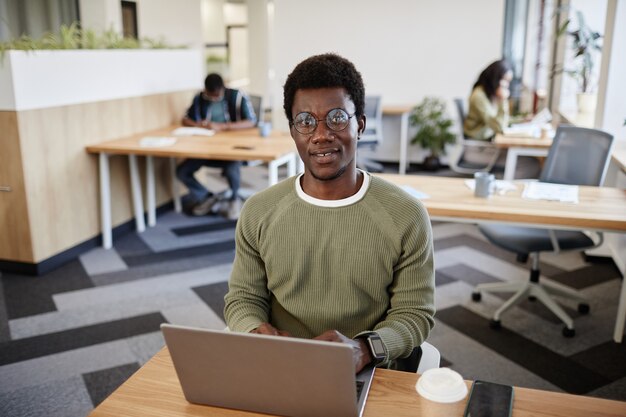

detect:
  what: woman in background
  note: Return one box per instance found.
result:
[464,60,513,141]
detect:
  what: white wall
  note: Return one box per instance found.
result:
[598,0,626,140]
[135,0,204,48]
[78,0,122,33]
[270,0,505,134]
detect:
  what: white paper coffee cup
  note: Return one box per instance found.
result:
[415,367,468,403]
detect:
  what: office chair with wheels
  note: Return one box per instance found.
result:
[356,95,384,172]
[447,98,500,175]
[471,126,614,337]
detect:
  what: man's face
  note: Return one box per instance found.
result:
[290,87,364,182]
[203,88,225,102]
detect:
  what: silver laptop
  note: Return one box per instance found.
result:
[161,324,375,417]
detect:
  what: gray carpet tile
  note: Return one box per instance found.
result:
[82,363,140,407]
[160,298,227,331]
[136,224,236,254]
[122,239,235,267]
[437,305,612,394]
[0,313,166,366]
[0,339,138,394]
[54,264,233,311]
[192,281,229,322]
[79,247,128,276]
[587,377,626,402]
[124,331,167,365]
[9,289,201,339]
[547,262,622,290]
[89,248,235,287]
[2,261,93,319]
[0,376,94,417]
[428,321,562,392]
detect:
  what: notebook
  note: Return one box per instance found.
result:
[161,324,376,417]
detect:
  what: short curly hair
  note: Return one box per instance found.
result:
[283,53,365,123]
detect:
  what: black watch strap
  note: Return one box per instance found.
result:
[359,333,387,365]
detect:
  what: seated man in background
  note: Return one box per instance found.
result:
[177,73,257,220]
[224,53,435,373]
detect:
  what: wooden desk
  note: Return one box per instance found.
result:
[86,126,297,248]
[376,174,626,233]
[88,347,626,417]
[377,173,626,342]
[383,104,414,175]
[494,134,552,181]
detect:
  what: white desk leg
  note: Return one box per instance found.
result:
[268,159,280,186]
[170,157,182,213]
[146,156,156,227]
[504,148,520,181]
[128,155,146,232]
[614,278,626,343]
[399,112,409,175]
[99,153,112,249]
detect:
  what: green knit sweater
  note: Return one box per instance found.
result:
[224,172,435,362]
[464,86,509,141]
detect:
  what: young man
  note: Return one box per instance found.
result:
[224,54,435,372]
[176,73,257,220]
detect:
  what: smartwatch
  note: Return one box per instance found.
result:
[360,333,387,366]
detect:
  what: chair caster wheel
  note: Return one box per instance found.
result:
[578,304,590,314]
[562,327,575,338]
[489,319,501,330]
[528,296,537,302]
[472,292,482,302]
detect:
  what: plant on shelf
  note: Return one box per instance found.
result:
[409,97,456,171]
[554,9,603,113]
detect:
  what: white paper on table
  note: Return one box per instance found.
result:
[171,127,215,137]
[522,182,579,204]
[400,185,430,200]
[464,179,517,195]
[503,124,540,138]
[139,136,177,147]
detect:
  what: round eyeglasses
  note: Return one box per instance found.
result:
[291,108,356,135]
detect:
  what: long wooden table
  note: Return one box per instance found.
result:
[377,174,626,343]
[88,347,626,417]
[86,125,297,249]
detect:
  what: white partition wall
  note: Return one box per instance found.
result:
[270,0,505,134]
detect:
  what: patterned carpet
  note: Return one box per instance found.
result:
[1,167,625,416]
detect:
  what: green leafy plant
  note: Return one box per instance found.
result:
[0,22,184,60]
[409,97,456,158]
[555,10,602,93]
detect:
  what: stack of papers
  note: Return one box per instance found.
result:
[171,127,215,137]
[522,182,579,204]
[139,136,177,148]
[503,124,540,138]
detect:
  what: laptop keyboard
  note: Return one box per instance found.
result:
[355,380,365,401]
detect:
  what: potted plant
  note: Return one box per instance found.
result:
[409,97,457,171]
[556,9,603,114]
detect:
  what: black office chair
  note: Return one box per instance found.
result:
[471,126,614,337]
[356,95,384,172]
[447,98,500,175]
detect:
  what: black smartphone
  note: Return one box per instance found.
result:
[463,380,514,417]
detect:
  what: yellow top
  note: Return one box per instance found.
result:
[464,86,509,140]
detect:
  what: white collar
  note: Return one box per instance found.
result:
[295,169,371,207]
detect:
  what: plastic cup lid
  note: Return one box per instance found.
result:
[415,367,468,403]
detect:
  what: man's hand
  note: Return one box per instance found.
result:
[251,322,291,337]
[314,330,372,373]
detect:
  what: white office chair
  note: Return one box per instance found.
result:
[416,341,441,374]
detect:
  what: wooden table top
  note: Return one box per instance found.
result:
[88,347,626,417]
[85,125,296,162]
[494,133,553,149]
[376,174,626,232]
[382,104,414,115]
